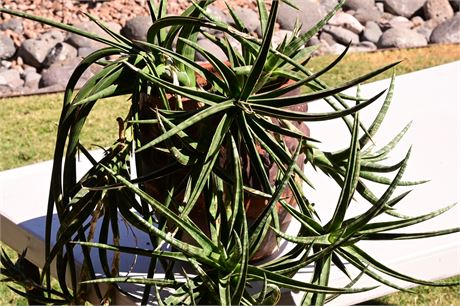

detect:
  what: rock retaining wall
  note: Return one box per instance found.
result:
[1,0,459,96]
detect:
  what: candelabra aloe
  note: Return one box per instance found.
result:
[1,0,458,305]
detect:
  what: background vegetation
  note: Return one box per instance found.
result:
[1,44,459,305]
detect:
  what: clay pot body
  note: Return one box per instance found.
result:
[137,67,309,261]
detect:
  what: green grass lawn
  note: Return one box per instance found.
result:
[1,44,459,305]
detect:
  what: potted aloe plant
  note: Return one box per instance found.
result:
[1,0,459,305]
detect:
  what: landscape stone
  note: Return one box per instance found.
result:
[376,2,385,12]
[0,34,16,60]
[196,38,227,62]
[18,30,65,68]
[40,58,93,88]
[121,16,152,41]
[78,46,98,58]
[430,13,460,43]
[424,0,454,21]
[24,70,41,90]
[378,27,428,48]
[353,6,382,23]
[206,5,231,35]
[235,7,259,33]
[415,18,440,40]
[343,0,375,10]
[320,0,342,12]
[362,21,383,43]
[277,0,326,34]
[323,25,360,44]
[350,41,378,52]
[388,16,413,29]
[319,31,337,45]
[328,11,365,33]
[43,42,78,68]
[1,60,12,70]
[0,18,23,33]
[66,21,121,49]
[327,42,348,54]
[383,0,427,18]
[0,69,24,88]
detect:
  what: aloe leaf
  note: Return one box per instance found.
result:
[229,135,249,305]
[239,0,279,101]
[258,43,350,99]
[256,0,269,37]
[325,266,368,303]
[345,245,460,287]
[178,37,239,94]
[84,13,134,48]
[237,114,273,193]
[82,277,180,287]
[325,111,361,232]
[123,61,227,105]
[301,253,332,305]
[71,241,188,262]
[345,149,411,234]
[180,114,234,217]
[362,228,460,240]
[359,203,457,234]
[247,266,375,294]
[253,116,318,142]
[365,122,413,160]
[250,61,398,107]
[248,117,314,187]
[135,40,227,89]
[249,140,301,255]
[282,0,345,58]
[360,73,396,148]
[103,166,218,255]
[248,89,386,121]
[137,100,233,153]
[156,113,197,166]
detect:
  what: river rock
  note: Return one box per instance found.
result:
[235,7,259,33]
[319,31,337,45]
[0,34,16,60]
[18,30,65,68]
[323,25,360,44]
[424,0,454,21]
[362,21,383,43]
[121,16,152,41]
[40,58,93,89]
[0,69,24,88]
[196,38,227,62]
[388,16,413,29]
[430,13,460,43]
[24,70,41,90]
[415,18,441,40]
[0,18,23,33]
[43,42,78,68]
[343,0,375,10]
[328,11,365,33]
[353,6,382,23]
[277,0,325,34]
[350,41,378,52]
[67,21,122,49]
[378,27,428,48]
[383,0,427,18]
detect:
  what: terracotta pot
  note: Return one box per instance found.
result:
[136,64,309,261]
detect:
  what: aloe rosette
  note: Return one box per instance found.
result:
[1,0,458,305]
